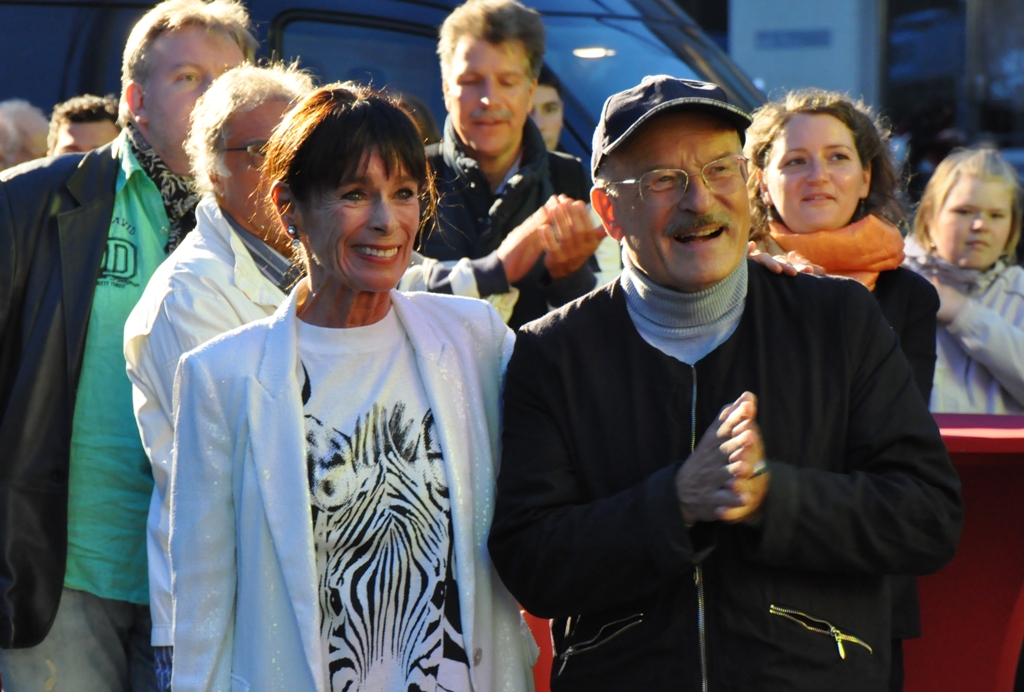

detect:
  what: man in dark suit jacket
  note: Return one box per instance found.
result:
[0,2,254,689]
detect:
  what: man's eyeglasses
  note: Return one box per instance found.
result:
[222,141,268,169]
[602,154,749,206]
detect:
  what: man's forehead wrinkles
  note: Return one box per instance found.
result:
[624,136,739,174]
[459,68,528,78]
[166,61,203,72]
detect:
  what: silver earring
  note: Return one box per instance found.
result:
[286,224,300,248]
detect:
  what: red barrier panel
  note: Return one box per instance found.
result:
[905,414,1024,692]
[524,611,553,692]
[523,414,1024,692]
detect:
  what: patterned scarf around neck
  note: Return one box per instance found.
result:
[768,214,905,292]
[125,121,199,253]
[902,234,1007,296]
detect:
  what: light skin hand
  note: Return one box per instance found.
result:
[747,241,797,276]
[496,205,550,284]
[746,242,824,275]
[541,195,607,279]
[676,397,749,525]
[717,392,769,523]
[929,277,968,324]
[778,250,825,275]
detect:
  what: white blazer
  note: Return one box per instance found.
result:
[170,285,536,692]
[124,195,286,646]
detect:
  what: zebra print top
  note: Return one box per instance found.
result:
[297,313,472,692]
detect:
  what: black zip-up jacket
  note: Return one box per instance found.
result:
[419,117,596,329]
[874,266,940,642]
[0,146,119,647]
[489,262,963,691]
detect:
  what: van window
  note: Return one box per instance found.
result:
[0,5,141,110]
[544,16,702,119]
[280,21,447,138]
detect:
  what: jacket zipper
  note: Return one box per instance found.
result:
[555,613,644,675]
[690,365,708,692]
[769,605,873,660]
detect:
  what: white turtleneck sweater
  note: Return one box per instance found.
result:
[620,248,748,365]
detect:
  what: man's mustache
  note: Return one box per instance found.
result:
[663,213,732,238]
[469,107,514,120]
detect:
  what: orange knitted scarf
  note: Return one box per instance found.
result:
[768,215,905,292]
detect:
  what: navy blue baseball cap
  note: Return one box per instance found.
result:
[591,75,753,179]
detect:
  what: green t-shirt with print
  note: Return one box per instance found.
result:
[64,133,169,604]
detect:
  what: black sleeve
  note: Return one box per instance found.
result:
[541,263,597,308]
[754,283,962,576]
[489,329,708,618]
[896,270,939,403]
[0,183,14,363]
[0,184,12,329]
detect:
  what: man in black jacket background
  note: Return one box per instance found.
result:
[489,76,963,691]
[417,0,605,329]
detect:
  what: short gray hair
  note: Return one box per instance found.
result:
[0,99,49,167]
[186,63,314,195]
[0,117,19,171]
[119,0,258,125]
[438,0,545,83]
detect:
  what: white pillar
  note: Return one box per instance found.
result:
[728,0,883,107]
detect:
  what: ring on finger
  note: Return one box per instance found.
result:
[751,460,768,478]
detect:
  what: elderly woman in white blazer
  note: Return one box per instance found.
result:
[170,85,537,692]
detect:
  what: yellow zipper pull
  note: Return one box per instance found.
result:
[831,628,846,659]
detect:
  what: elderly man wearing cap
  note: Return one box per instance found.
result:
[488,76,962,691]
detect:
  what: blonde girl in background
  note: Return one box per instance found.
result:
[904,147,1024,414]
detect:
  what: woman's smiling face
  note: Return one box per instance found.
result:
[761,113,872,234]
[297,151,421,297]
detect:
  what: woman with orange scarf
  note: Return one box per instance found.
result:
[744,89,939,692]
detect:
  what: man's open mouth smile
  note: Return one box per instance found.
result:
[672,226,726,244]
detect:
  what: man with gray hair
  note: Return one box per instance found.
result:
[490,76,962,690]
[417,0,606,328]
[0,99,48,170]
[0,1,254,688]
[124,62,312,690]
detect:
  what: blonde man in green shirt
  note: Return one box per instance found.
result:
[0,1,254,690]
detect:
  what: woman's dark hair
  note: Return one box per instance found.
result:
[537,65,563,98]
[264,82,436,227]
[744,89,904,241]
